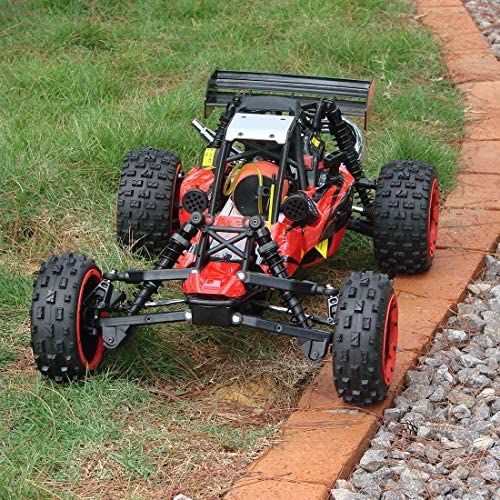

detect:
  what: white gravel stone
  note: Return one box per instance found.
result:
[461,314,486,332]
[435,365,455,384]
[481,310,499,331]
[383,407,402,422]
[450,465,470,480]
[429,385,448,402]
[490,411,500,425]
[472,436,495,451]
[485,255,500,280]
[444,329,469,344]
[448,390,476,408]
[331,488,367,500]
[473,402,491,420]
[473,331,498,349]
[460,352,483,368]
[405,370,430,386]
[412,399,434,417]
[451,404,472,420]
[417,425,432,439]
[457,368,491,388]
[488,296,500,314]
[359,449,387,472]
[478,387,496,401]
[468,283,492,295]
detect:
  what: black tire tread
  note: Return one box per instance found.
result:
[30,253,101,383]
[333,271,394,405]
[116,147,181,255]
[373,160,438,274]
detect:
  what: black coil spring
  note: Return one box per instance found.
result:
[326,103,373,209]
[255,226,311,328]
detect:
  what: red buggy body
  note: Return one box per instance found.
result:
[178,163,354,299]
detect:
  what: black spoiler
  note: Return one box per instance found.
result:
[204,70,375,129]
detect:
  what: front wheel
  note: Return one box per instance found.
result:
[30,253,105,382]
[332,271,398,405]
[373,160,439,274]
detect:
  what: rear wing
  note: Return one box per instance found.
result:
[204,70,375,129]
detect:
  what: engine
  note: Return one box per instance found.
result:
[225,160,289,217]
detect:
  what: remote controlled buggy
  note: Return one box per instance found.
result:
[30,71,440,405]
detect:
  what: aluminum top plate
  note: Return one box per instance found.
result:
[225,113,295,144]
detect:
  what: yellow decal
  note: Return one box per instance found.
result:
[315,239,329,259]
[267,184,275,229]
[202,147,216,169]
[311,136,321,148]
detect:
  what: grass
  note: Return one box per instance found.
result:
[0,0,464,498]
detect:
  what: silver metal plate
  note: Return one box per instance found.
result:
[225,113,295,144]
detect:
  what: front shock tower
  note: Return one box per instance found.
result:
[127,213,203,314]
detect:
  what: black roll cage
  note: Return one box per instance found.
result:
[205,93,341,225]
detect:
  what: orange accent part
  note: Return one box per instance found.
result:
[381,293,398,386]
[428,178,440,258]
[303,155,313,170]
[182,262,246,298]
[76,268,104,370]
[234,161,288,197]
[365,80,376,129]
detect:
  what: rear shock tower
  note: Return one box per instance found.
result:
[325,101,373,213]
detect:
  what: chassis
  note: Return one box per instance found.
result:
[30,71,440,405]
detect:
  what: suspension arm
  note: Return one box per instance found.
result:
[237,271,338,297]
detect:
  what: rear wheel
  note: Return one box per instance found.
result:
[30,253,104,382]
[373,160,439,274]
[117,147,182,256]
[332,271,398,405]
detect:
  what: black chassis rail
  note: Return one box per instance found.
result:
[98,265,338,362]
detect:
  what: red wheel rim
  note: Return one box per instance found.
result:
[381,293,398,386]
[76,268,104,371]
[427,179,440,258]
[169,163,183,235]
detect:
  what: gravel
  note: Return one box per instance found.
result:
[331,245,500,499]
[462,1,500,58]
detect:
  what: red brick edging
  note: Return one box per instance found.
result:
[226,1,500,498]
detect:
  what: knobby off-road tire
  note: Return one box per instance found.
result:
[30,253,104,382]
[373,160,439,274]
[117,147,182,256]
[333,271,398,405]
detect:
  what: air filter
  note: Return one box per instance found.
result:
[182,189,209,213]
[282,193,319,226]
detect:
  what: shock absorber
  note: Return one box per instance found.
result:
[209,96,240,149]
[325,101,373,211]
[127,214,202,315]
[254,225,310,328]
